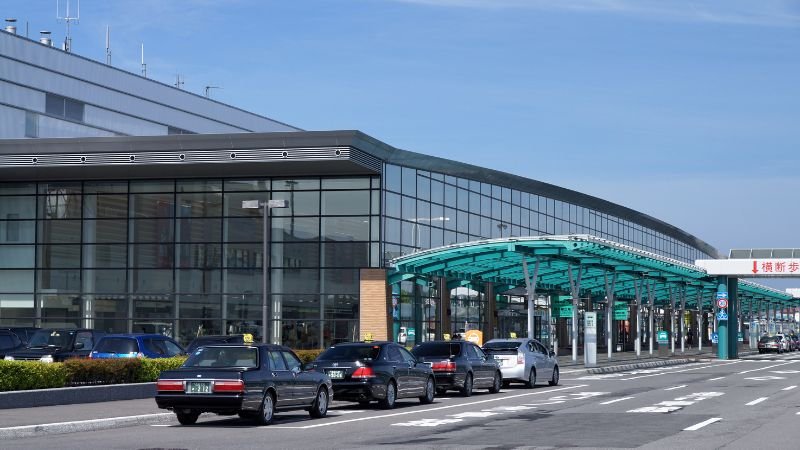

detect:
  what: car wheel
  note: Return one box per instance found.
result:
[309,387,329,418]
[549,366,560,386]
[175,410,199,426]
[488,371,502,394]
[460,373,473,397]
[419,377,435,404]
[525,368,536,388]
[255,391,276,425]
[379,381,397,409]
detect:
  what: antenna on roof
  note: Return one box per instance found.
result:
[204,85,221,98]
[141,43,147,77]
[175,74,184,89]
[56,0,79,53]
[105,25,111,65]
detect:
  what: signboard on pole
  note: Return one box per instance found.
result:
[697,258,800,277]
[656,330,669,344]
[711,332,719,344]
[717,311,728,321]
[584,312,597,367]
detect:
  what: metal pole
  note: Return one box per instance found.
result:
[262,203,269,344]
[647,281,654,356]
[697,291,703,353]
[635,279,642,358]
[680,288,686,354]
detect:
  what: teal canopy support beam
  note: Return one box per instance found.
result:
[388,272,416,285]
[604,272,617,360]
[696,291,703,353]
[634,278,643,357]
[680,286,687,354]
[717,276,729,360]
[522,257,540,343]
[647,280,655,356]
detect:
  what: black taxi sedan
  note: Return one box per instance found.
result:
[155,344,332,425]
[307,341,436,409]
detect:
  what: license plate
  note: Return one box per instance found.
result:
[327,370,344,379]
[186,381,211,394]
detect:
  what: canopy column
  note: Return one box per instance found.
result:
[647,280,655,356]
[604,272,617,360]
[568,265,583,363]
[634,278,644,358]
[680,286,687,354]
[696,291,703,352]
[521,257,540,343]
[669,286,677,355]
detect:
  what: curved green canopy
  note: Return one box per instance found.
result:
[390,235,793,308]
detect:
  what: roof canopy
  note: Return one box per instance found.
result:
[390,235,794,308]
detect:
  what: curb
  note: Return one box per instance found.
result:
[0,383,155,410]
[585,358,697,374]
[0,413,174,439]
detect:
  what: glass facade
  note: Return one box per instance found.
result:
[0,177,380,348]
[382,163,716,341]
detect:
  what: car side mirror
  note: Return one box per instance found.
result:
[74,342,84,350]
[549,351,556,357]
[291,365,301,374]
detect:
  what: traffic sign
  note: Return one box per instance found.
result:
[656,330,669,344]
[716,311,728,321]
[717,298,728,309]
[711,332,719,344]
[716,292,728,300]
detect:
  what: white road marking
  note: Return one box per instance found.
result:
[674,392,724,401]
[620,361,743,381]
[628,406,682,413]
[738,361,798,374]
[664,385,687,391]
[149,424,172,427]
[449,411,499,419]
[782,385,797,391]
[522,400,565,406]
[708,377,725,381]
[744,376,786,381]
[746,397,768,406]
[684,417,722,431]
[482,406,535,412]
[392,418,462,427]
[771,370,800,374]
[599,397,634,405]
[655,401,694,407]
[267,384,586,429]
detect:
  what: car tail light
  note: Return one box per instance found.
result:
[517,352,524,365]
[430,361,456,372]
[213,380,245,393]
[156,380,184,391]
[352,367,376,379]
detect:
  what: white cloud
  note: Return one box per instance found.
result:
[391,0,800,27]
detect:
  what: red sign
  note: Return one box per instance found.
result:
[717,298,728,309]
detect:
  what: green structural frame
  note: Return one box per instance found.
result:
[389,235,795,360]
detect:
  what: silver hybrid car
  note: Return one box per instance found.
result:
[482,338,559,387]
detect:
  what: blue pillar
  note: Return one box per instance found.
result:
[727,278,739,359]
[717,276,729,360]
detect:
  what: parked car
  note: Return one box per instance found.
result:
[790,335,800,351]
[156,344,332,425]
[0,330,26,358]
[758,335,782,353]
[775,334,791,352]
[411,340,502,396]
[307,341,436,409]
[0,327,40,344]
[3,328,105,362]
[90,334,184,359]
[185,334,249,353]
[482,338,559,387]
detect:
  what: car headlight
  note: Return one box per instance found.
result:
[3,356,14,361]
[39,355,54,363]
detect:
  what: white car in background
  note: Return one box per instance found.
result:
[482,338,559,387]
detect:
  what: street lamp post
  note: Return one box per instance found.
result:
[242,198,289,344]
[410,216,450,251]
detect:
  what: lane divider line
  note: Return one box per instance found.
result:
[620,360,743,381]
[738,361,798,374]
[267,384,587,430]
[782,385,797,391]
[664,385,687,391]
[684,417,722,431]
[708,377,725,381]
[599,397,634,405]
[745,397,768,406]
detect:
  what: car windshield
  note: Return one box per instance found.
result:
[483,341,522,351]
[187,336,240,351]
[94,337,139,353]
[317,345,382,361]
[27,330,75,348]
[412,342,462,357]
[183,346,258,368]
[0,333,19,350]
[759,336,779,343]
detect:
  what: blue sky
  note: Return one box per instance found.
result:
[6,1,800,280]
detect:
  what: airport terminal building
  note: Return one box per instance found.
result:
[0,24,731,349]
